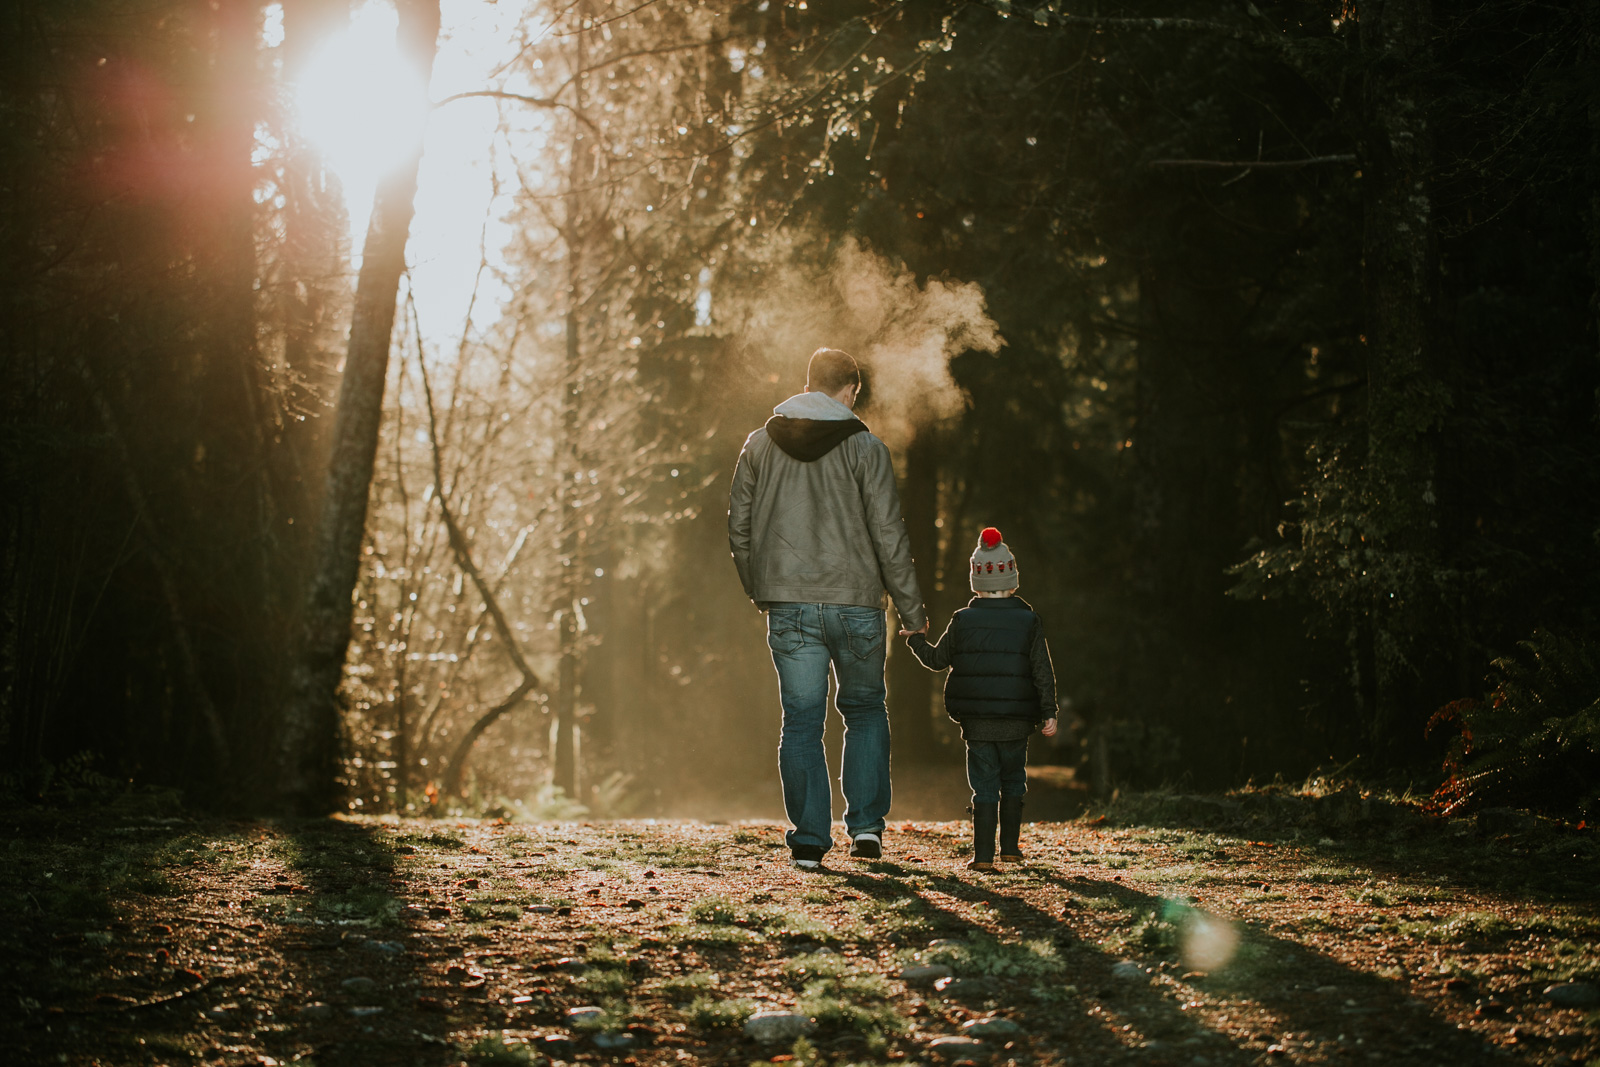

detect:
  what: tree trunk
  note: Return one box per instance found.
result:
[579,545,616,752]
[1129,267,1203,779]
[554,609,578,797]
[552,8,591,802]
[1360,0,1443,761]
[198,0,274,797]
[278,0,441,814]
[1585,0,1600,395]
[885,429,937,762]
[80,361,231,772]
[554,304,582,799]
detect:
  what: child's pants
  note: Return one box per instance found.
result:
[966,739,1028,804]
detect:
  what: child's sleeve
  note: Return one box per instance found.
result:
[1029,617,1060,722]
[907,616,957,671]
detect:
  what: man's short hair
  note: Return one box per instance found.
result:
[806,347,860,396]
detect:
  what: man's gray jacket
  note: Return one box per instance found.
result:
[728,391,926,630]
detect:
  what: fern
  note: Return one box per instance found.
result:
[1429,630,1600,819]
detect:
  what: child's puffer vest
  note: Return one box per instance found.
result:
[943,598,1040,722]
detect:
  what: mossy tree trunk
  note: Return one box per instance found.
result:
[279,0,441,814]
[1360,0,1445,761]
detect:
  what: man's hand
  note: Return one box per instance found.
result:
[897,621,928,638]
[1040,717,1059,738]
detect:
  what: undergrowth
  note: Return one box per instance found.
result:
[1428,629,1600,820]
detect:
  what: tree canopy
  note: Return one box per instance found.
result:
[2,0,1595,819]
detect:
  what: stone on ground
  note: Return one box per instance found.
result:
[742,1010,812,1043]
[934,976,1000,1003]
[1544,982,1600,1009]
[927,1034,991,1059]
[539,1034,576,1057]
[961,1017,1025,1040]
[901,963,955,986]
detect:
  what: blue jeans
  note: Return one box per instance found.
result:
[966,739,1028,805]
[767,603,891,854]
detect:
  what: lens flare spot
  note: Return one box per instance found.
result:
[1182,910,1240,972]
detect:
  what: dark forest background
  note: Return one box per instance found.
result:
[2,0,1596,820]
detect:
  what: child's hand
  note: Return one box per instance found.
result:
[1040,717,1059,737]
[897,622,929,638]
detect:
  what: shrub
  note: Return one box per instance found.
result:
[1428,629,1600,819]
[688,896,739,925]
[648,971,718,1000]
[683,995,756,1028]
[577,969,629,995]
[466,1033,537,1065]
[917,932,1064,978]
[798,979,905,1037]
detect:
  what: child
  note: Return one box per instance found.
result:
[899,527,1061,870]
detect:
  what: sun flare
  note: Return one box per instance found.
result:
[278,0,522,340]
[292,2,429,205]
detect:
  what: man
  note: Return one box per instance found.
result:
[728,347,927,869]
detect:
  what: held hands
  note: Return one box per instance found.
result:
[1040,717,1059,738]
[897,621,929,638]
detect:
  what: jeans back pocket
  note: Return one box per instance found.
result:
[840,609,884,659]
[767,609,805,655]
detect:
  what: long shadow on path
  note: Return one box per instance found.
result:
[1075,797,1600,906]
[1030,865,1514,1065]
[257,818,453,1067]
[828,846,1513,1065]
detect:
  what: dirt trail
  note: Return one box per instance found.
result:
[2,803,1596,1066]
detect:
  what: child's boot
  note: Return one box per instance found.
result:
[968,803,998,870]
[998,797,1025,862]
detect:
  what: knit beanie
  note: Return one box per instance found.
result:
[970,527,1019,592]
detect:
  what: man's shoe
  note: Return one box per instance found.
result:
[967,860,997,872]
[849,833,882,859]
[791,844,826,870]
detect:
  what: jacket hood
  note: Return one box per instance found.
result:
[766,415,870,462]
[767,392,868,462]
[773,391,857,420]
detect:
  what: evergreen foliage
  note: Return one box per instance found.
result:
[1430,631,1600,820]
[1,0,1595,814]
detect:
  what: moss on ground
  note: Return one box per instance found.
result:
[1,805,1596,1066]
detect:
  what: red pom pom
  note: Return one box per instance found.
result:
[980,526,1003,549]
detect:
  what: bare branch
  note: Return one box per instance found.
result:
[551,0,666,36]
[440,677,539,795]
[1149,154,1357,170]
[412,304,544,795]
[434,89,561,110]
[433,89,608,142]
[969,0,1293,55]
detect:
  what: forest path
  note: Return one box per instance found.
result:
[3,805,1597,1066]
